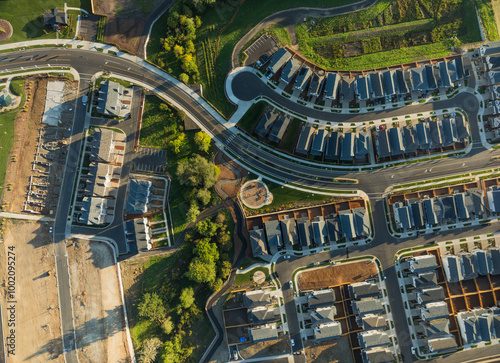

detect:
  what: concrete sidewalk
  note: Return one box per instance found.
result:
[0,212,55,221]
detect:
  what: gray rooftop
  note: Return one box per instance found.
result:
[249,228,268,258]
[442,254,464,283]
[409,254,438,273]
[268,115,290,143]
[249,324,278,342]
[308,289,335,309]
[421,301,450,321]
[310,129,328,156]
[97,81,124,117]
[295,126,314,155]
[339,212,356,240]
[267,48,292,74]
[324,72,340,100]
[360,314,388,331]
[351,298,384,316]
[359,330,391,349]
[280,58,301,84]
[313,321,342,342]
[326,217,341,243]
[340,133,355,161]
[418,286,445,304]
[255,109,278,138]
[280,217,298,246]
[294,65,313,91]
[349,281,381,299]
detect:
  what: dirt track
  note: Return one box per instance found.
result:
[298,260,378,291]
[67,239,130,363]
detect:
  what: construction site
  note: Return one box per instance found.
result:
[2,76,76,214]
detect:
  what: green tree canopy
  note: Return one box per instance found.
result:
[176,154,220,189]
[179,73,189,84]
[139,337,162,363]
[193,131,211,153]
[196,188,211,206]
[179,287,195,309]
[138,292,166,324]
[185,257,216,283]
[220,260,232,279]
[195,219,218,237]
[194,238,219,264]
[186,203,200,223]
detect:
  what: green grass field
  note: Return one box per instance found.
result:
[234,267,270,286]
[0,111,17,199]
[0,1,91,44]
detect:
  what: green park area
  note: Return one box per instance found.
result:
[0,0,91,44]
[139,95,220,243]
[296,0,496,70]
[128,212,233,362]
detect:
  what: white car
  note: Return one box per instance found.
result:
[284,255,290,259]
[289,281,293,288]
[291,339,295,347]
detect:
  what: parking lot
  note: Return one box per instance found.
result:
[133,146,167,173]
[244,34,278,66]
[77,14,99,42]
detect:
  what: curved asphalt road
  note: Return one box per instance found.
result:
[1,48,499,363]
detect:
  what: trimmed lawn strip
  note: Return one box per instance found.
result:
[0,112,17,198]
[237,101,266,133]
[281,118,301,153]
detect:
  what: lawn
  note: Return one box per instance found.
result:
[0,112,17,199]
[281,118,302,153]
[237,101,266,133]
[244,181,335,215]
[0,0,91,44]
[148,0,362,118]
[234,266,270,286]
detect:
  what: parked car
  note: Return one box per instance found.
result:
[291,339,295,347]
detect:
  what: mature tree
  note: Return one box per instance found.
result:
[138,292,166,324]
[186,203,200,223]
[196,188,211,206]
[139,337,162,363]
[195,219,218,238]
[179,287,195,309]
[161,316,174,335]
[220,260,232,279]
[186,257,216,283]
[161,334,192,363]
[173,44,184,58]
[176,154,220,189]
[217,232,232,252]
[169,132,187,154]
[194,131,211,153]
[194,238,219,264]
[179,73,189,84]
[215,213,226,224]
[210,277,223,291]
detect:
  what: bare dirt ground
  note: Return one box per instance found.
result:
[238,336,290,360]
[2,76,76,213]
[298,260,378,291]
[240,180,269,208]
[0,220,63,362]
[93,0,165,54]
[66,239,130,363]
[304,335,353,363]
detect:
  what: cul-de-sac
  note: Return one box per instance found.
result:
[3,1,500,363]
